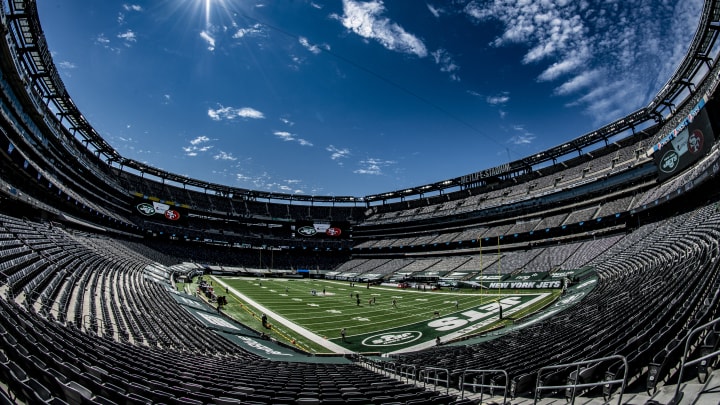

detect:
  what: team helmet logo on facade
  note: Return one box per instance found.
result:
[136,203,156,216]
[660,150,679,173]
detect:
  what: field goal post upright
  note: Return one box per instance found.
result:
[479,236,483,306]
[497,236,501,297]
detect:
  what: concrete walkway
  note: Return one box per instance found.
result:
[210,276,353,355]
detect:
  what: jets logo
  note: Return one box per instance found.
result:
[297,226,317,236]
[136,203,156,216]
[660,150,679,173]
[164,210,181,221]
[688,130,704,154]
[361,331,422,347]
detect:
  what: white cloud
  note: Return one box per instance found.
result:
[298,37,329,55]
[274,131,293,141]
[122,4,143,12]
[486,94,510,105]
[214,151,237,161]
[510,134,535,145]
[332,0,427,58]
[94,33,120,53]
[232,171,307,195]
[236,173,252,182]
[183,136,213,157]
[508,125,536,145]
[190,136,210,145]
[208,106,265,121]
[200,30,215,51]
[431,49,460,81]
[354,158,396,175]
[57,61,77,72]
[96,34,110,45]
[537,54,585,82]
[427,4,442,18]
[117,30,137,43]
[183,145,213,156]
[273,131,313,147]
[233,23,264,39]
[463,0,704,123]
[555,69,603,96]
[327,145,351,160]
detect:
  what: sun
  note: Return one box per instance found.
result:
[203,0,212,29]
[200,0,240,29]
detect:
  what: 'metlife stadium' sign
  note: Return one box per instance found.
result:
[460,163,512,184]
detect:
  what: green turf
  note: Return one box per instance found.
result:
[215,277,561,354]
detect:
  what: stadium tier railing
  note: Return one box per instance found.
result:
[667,315,720,405]
[459,368,509,403]
[534,355,627,405]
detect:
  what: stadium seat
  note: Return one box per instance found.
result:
[60,381,93,404]
[89,395,117,405]
[214,397,244,405]
[295,398,320,405]
[0,388,13,405]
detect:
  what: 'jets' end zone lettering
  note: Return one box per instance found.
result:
[428,297,522,332]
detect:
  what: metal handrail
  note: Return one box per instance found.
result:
[397,364,417,384]
[534,355,627,405]
[382,361,398,378]
[460,368,508,404]
[669,316,720,405]
[419,367,451,395]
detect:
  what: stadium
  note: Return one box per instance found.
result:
[1,0,720,404]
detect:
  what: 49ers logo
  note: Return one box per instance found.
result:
[688,130,704,154]
[325,227,342,236]
[164,210,181,221]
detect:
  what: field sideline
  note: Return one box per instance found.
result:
[213,277,561,354]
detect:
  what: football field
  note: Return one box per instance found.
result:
[214,277,559,354]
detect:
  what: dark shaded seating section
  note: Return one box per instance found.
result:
[0,296,449,404]
[0,213,457,404]
[393,202,720,399]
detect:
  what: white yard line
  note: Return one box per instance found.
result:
[211,276,353,354]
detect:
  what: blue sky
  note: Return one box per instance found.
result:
[37,0,702,197]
